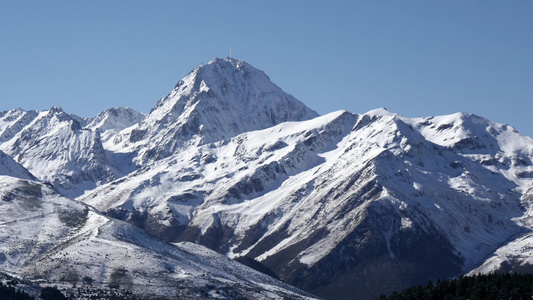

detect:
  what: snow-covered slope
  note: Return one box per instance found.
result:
[468,175,533,275]
[0,149,35,180]
[467,232,533,275]
[109,57,318,164]
[80,108,533,299]
[0,175,318,300]
[0,107,119,197]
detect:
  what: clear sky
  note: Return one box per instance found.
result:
[1,1,532,137]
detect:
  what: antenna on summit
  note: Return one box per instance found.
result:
[229,48,232,59]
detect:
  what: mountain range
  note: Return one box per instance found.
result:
[1,57,532,300]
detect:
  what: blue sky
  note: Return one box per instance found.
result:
[1,1,532,137]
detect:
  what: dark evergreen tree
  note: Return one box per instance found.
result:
[376,273,533,300]
[0,282,32,300]
[40,286,67,300]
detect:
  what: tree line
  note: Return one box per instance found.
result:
[376,273,533,300]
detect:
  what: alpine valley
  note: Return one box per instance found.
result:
[1,58,533,300]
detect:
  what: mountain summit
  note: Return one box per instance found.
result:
[115,57,319,164]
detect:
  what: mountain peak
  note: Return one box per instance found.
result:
[127,58,319,163]
[210,56,243,66]
[87,107,145,134]
[364,107,395,117]
[173,57,259,87]
[207,56,249,68]
[48,106,64,114]
[176,57,272,95]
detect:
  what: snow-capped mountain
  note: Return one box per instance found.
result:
[0,58,317,199]
[0,107,120,197]
[2,57,533,300]
[109,57,318,165]
[0,173,318,299]
[80,107,533,299]
[85,107,145,143]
